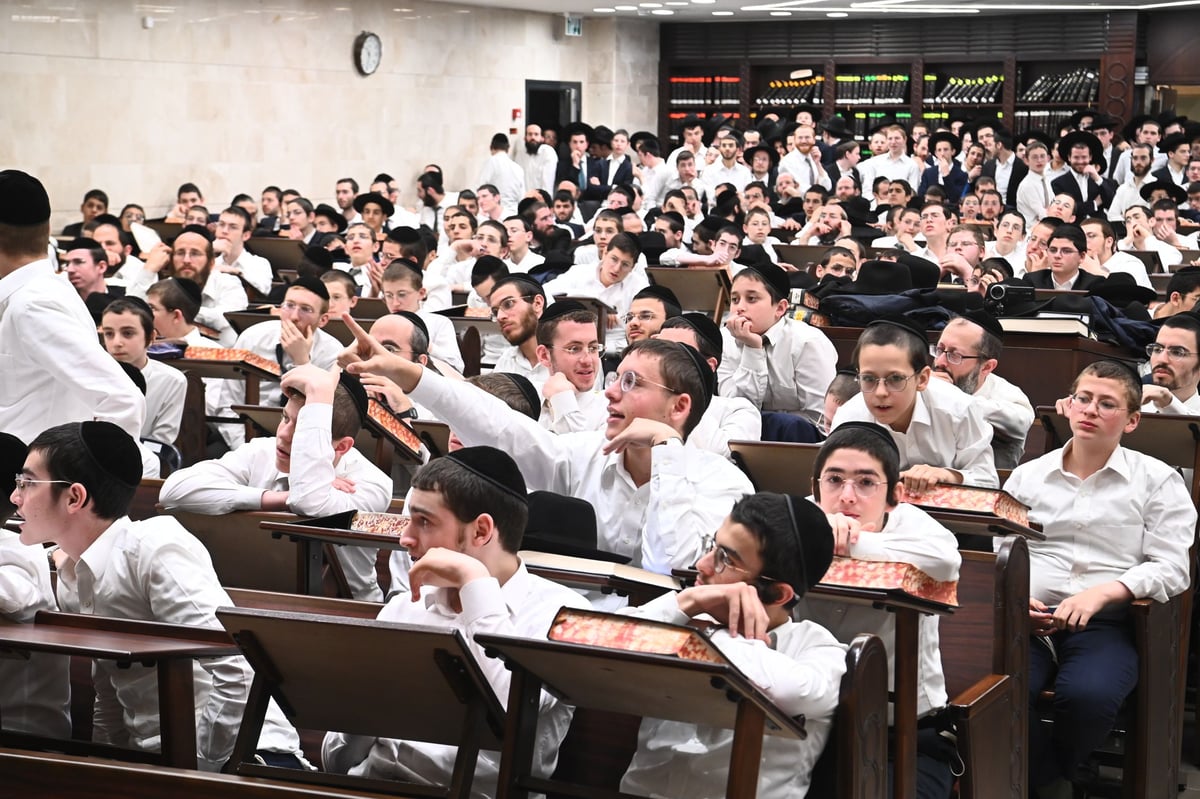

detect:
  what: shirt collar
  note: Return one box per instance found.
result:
[908,388,933,430]
[75,516,129,585]
[764,314,789,343]
[0,258,54,306]
[1057,440,1133,481]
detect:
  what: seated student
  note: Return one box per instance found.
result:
[931,312,1035,470]
[821,369,860,435]
[213,277,343,451]
[485,273,549,385]
[322,447,590,792]
[337,222,378,296]
[161,365,392,601]
[145,277,217,348]
[543,232,650,352]
[1008,362,1194,798]
[320,268,359,320]
[101,298,187,445]
[568,208,623,265]
[1021,223,1105,291]
[0,433,71,739]
[717,260,837,426]
[359,312,436,423]
[742,205,783,264]
[831,317,999,491]
[212,206,273,296]
[801,422,962,799]
[378,259,465,374]
[465,255,509,366]
[536,301,606,433]
[61,238,125,323]
[625,284,681,344]
[621,492,846,799]
[1141,312,1200,415]
[342,329,754,575]
[656,313,761,459]
[15,421,305,769]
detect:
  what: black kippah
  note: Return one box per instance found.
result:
[673,312,723,367]
[0,170,50,226]
[77,421,142,488]
[826,420,901,459]
[960,308,1005,342]
[291,275,330,301]
[395,310,429,344]
[301,246,334,272]
[1097,358,1145,389]
[866,314,928,348]
[539,299,589,325]
[676,342,713,415]
[493,273,546,301]
[337,371,369,425]
[176,224,213,242]
[495,373,542,421]
[121,295,154,318]
[634,284,681,314]
[444,446,528,504]
[781,494,835,597]
[739,261,791,303]
[387,226,422,245]
[171,277,203,307]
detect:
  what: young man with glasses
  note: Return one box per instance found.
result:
[801,421,961,799]
[621,492,846,799]
[377,260,464,375]
[487,274,549,387]
[211,278,342,451]
[1011,361,1194,798]
[339,329,753,581]
[1021,224,1105,291]
[931,313,1034,469]
[1140,312,1200,414]
[535,301,606,433]
[624,284,681,344]
[831,317,998,494]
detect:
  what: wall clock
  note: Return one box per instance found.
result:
[354,31,382,76]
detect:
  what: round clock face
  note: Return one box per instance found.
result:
[355,32,382,76]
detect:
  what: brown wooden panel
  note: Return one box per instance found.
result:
[1146,10,1200,85]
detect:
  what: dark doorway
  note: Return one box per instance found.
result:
[526,80,581,135]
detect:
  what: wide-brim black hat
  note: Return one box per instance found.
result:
[828,259,913,295]
[1056,130,1104,172]
[314,203,347,233]
[1140,179,1187,206]
[522,491,626,563]
[820,115,852,137]
[928,131,962,156]
[353,191,395,219]
[1067,108,1101,130]
[1089,273,1157,307]
[743,144,780,170]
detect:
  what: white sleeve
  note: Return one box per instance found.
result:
[849,507,962,581]
[196,278,249,346]
[146,368,188,443]
[158,443,271,513]
[973,386,1035,447]
[711,626,846,720]
[286,404,392,516]
[950,403,999,488]
[716,330,768,407]
[1117,466,1195,602]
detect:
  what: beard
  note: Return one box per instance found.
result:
[1132,163,1150,178]
[502,310,537,347]
[525,141,542,156]
[937,364,982,395]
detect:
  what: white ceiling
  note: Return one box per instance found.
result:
[445,0,1200,21]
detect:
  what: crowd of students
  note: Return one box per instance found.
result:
[1,102,1198,799]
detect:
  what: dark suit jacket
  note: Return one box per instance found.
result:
[555,156,610,201]
[1021,269,1106,291]
[1151,166,1184,188]
[608,157,633,188]
[918,163,968,204]
[1050,171,1116,220]
[980,156,1029,208]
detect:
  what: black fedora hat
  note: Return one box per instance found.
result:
[821,115,852,138]
[831,259,913,295]
[522,491,627,563]
[1140,179,1187,206]
[314,203,347,233]
[1056,130,1105,173]
[743,144,780,170]
[353,191,394,219]
[1067,108,1100,130]
[928,131,962,156]
[1089,273,1157,308]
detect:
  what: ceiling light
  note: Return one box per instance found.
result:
[665,1,689,5]
[769,10,791,14]
[826,10,848,16]
[712,9,734,14]
[652,8,675,13]
[692,0,716,4]
[639,2,662,6]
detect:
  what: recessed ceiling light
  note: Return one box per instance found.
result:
[826,10,848,16]
[769,10,791,15]
[593,6,616,10]
[712,9,733,14]
[652,8,675,13]
[692,0,716,4]
[393,6,412,11]
[665,1,688,5]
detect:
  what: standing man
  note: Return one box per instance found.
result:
[0,170,144,442]
[479,133,526,213]
[1050,131,1116,220]
[515,123,558,195]
[980,128,1028,209]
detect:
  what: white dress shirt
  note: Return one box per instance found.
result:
[1016,171,1053,230]
[1112,149,1167,186]
[515,143,558,195]
[55,516,302,769]
[539,387,607,433]
[620,592,847,799]
[0,258,145,443]
[417,311,465,374]
[132,269,248,347]
[141,356,188,443]
[686,394,763,459]
[832,377,999,487]
[797,502,961,719]
[984,241,1026,276]
[322,565,589,796]
[478,151,527,212]
[213,319,343,450]
[0,531,71,738]
[666,145,712,177]
[702,160,754,194]
[716,315,837,426]
[1108,176,1157,223]
[858,153,922,190]
[215,249,273,295]
[159,404,392,601]
[779,150,832,194]
[408,371,755,572]
[1099,251,1154,289]
[1004,442,1195,605]
[971,372,1034,470]
[542,264,650,352]
[336,262,373,297]
[491,346,550,389]
[1117,235,1182,269]
[1141,390,1200,416]
[638,161,673,209]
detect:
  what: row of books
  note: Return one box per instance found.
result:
[754,76,824,106]
[1010,108,1083,134]
[924,75,1004,105]
[1017,68,1099,104]
[667,75,741,107]
[835,74,910,105]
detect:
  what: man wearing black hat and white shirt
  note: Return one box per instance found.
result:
[620,492,845,799]
[1051,131,1117,220]
[0,171,144,443]
[535,301,606,433]
[163,364,392,600]
[931,313,1034,469]
[213,205,273,296]
[341,326,753,578]
[212,277,343,451]
[323,445,589,792]
[18,420,306,769]
[1111,115,1168,186]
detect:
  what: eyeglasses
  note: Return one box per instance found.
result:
[281,300,319,315]
[930,345,982,366]
[489,295,534,319]
[616,370,677,395]
[1146,343,1196,361]
[1069,393,1132,418]
[381,290,414,303]
[550,343,605,356]
[698,534,753,576]
[13,475,70,492]
[856,373,916,393]
[622,311,660,325]
[819,473,883,498]
[1047,247,1079,256]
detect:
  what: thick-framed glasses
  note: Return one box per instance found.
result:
[616,370,677,395]
[550,343,605,356]
[1069,393,1132,418]
[622,311,660,325]
[930,345,982,366]
[489,295,534,319]
[856,373,916,393]
[1146,343,1196,361]
[13,475,70,492]
[818,473,883,498]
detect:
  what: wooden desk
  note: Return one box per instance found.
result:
[163,355,281,440]
[260,514,408,596]
[0,612,239,769]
